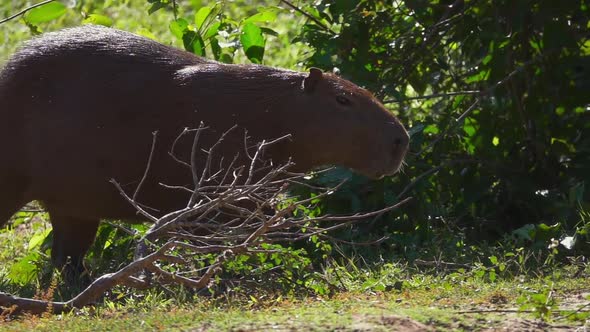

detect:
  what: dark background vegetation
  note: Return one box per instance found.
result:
[294,0,590,264]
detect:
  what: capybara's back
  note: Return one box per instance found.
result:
[0,26,208,221]
[0,26,224,283]
[0,25,409,284]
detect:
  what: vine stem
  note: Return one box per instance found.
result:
[0,0,55,25]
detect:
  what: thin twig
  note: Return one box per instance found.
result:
[318,235,389,246]
[1,125,413,315]
[133,131,158,202]
[188,122,207,207]
[396,159,477,199]
[110,179,158,223]
[279,0,336,35]
[384,90,480,104]
[171,0,178,20]
[0,0,55,25]
[169,127,197,168]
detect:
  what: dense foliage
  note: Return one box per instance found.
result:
[295,0,590,248]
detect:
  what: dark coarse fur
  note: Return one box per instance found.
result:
[0,25,409,283]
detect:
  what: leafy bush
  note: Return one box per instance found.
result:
[295,0,590,245]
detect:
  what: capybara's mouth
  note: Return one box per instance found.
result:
[360,164,403,180]
[364,150,408,179]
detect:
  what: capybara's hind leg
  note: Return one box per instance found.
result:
[0,176,29,226]
[47,212,100,287]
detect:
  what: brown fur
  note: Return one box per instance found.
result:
[0,25,408,282]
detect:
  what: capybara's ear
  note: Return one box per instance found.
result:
[303,67,323,93]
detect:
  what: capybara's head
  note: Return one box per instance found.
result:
[286,68,409,178]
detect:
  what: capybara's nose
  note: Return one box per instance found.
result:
[393,130,410,151]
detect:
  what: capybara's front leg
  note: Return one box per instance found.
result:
[48,212,100,288]
[0,175,29,227]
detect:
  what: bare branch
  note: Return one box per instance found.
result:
[133,131,158,202]
[110,179,158,223]
[188,122,207,207]
[169,127,197,168]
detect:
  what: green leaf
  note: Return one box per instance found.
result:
[240,22,265,64]
[210,38,222,60]
[24,1,66,24]
[195,5,214,30]
[28,228,51,250]
[489,255,498,265]
[512,224,536,241]
[555,106,566,116]
[8,252,40,286]
[492,136,500,146]
[103,238,113,250]
[260,27,279,37]
[183,31,205,56]
[408,124,424,136]
[82,14,113,27]
[536,223,561,241]
[466,69,490,83]
[488,270,497,282]
[423,124,439,134]
[474,269,486,278]
[170,18,189,40]
[244,7,279,24]
[452,95,465,109]
[203,21,221,40]
[463,117,477,136]
[219,52,234,64]
[373,283,386,292]
[148,2,167,15]
[303,6,322,20]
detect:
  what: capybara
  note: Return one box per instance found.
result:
[0,25,409,282]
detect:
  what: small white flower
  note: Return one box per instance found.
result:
[560,236,576,250]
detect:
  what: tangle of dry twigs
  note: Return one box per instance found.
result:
[0,125,410,315]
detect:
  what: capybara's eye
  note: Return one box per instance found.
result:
[336,95,351,106]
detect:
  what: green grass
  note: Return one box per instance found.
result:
[1,217,589,331]
[1,268,588,331]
